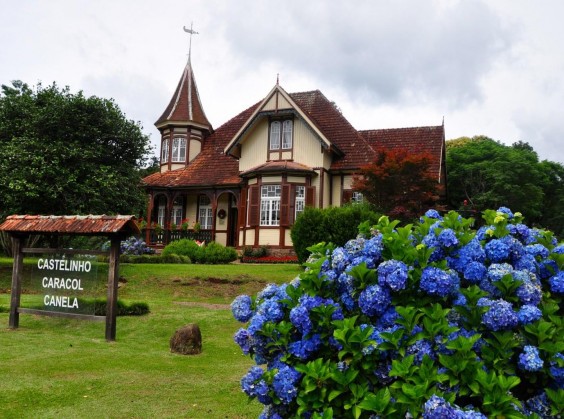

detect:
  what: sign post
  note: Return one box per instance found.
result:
[0,215,139,342]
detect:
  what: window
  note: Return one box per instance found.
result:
[171,137,187,162]
[171,201,183,226]
[295,186,305,219]
[161,139,169,163]
[157,204,166,227]
[352,191,364,204]
[269,119,293,150]
[270,121,281,150]
[198,195,213,229]
[282,120,293,149]
[260,185,281,226]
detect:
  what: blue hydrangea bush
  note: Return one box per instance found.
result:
[232,208,564,418]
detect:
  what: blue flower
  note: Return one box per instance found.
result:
[289,305,312,335]
[377,259,409,292]
[358,284,391,316]
[497,206,514,218]
[407,339,435,365]
[257,299,285,323]
[525,244,550,259]
[549,353,564,388]
[518,345,543,372]
[241,366,271,403]
[515,271,542,306]
[272,364,301,404]
[420,267,459,297]
[422,233,445,262]
[463,261,487,283]
[517,305,542,325]
[438,228,459,248]
[549,271,564,294]
[423,209,443,220]
[485,239,511,262]
[232,295,253,322]
[481,299,518,331]
[288,334,322,360]
[234,328,253,354]
[524,392,552,417]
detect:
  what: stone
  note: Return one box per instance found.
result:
[170,323,202,355]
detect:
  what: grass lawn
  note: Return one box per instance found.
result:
[0,257,302,418]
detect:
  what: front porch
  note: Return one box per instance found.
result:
[142,228,213,250]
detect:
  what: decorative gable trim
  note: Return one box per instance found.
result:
[224,85,333,156]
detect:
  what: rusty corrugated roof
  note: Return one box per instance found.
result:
[0,215,140,236]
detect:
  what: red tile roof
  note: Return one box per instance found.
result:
[0,215,139,236]
[289,90,377,170]
[155,60,212,129]
[240,161,317,178]
[143,103,259,188]
[144,87,446,189]
[359,126,445,181]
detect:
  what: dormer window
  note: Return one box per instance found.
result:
[171,137,187,162]
[269,119,293,150]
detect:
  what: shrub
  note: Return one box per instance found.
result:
[162,239,203,261]
[291,204,381,263]
[102,236,155,256]
[200,241,238,264]
[232,208,564,418]
[162,239,237,264]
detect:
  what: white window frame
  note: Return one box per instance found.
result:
[157,204,166,227]
[270,121,281,150]
[171,205,183,226]
[295,186,305,220]
[352,191,364,204]
[171,137,187,163]
[270,120,293,151]
[161,139,169,164]
[198,195,213,230]
[282,120,293,149]
[260,185,281,226]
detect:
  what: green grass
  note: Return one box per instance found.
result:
[0,258,302,418]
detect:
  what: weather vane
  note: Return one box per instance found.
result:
[183,23,199,62]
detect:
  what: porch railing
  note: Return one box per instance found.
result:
[142,229,213,247]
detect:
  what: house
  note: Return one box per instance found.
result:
[142,58,447,252]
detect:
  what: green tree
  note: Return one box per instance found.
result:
[446,136,547,223]
[0,81,152,219]
[352,147,443,221]
[537,160,564,237]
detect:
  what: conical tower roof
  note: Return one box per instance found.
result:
[155,58,212,131]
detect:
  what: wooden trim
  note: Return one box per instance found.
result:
[9,236,24,329]
[248,185,260,227]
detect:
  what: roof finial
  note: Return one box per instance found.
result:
[276,73,280,85]
[183,22,199,63]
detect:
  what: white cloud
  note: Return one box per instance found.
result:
[1,0,562,163]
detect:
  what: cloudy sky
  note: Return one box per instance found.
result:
[2,0,563,163]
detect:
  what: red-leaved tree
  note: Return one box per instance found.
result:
[352,148,443,221]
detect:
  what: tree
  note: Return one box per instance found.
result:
[352,147,442,221]
[446,136,547,222]
[0,81,152,220]
[537,160,564,237]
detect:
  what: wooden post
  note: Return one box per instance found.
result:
[105,236,121,341]
[9,235,24,329]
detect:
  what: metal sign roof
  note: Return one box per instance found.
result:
[0,215,140,236]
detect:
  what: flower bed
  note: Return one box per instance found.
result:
[232,208,564,418]
[240,255,299,264]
